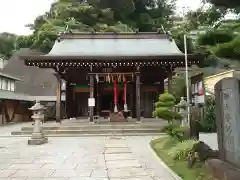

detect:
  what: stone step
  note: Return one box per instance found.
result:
[21,125,164,131]
[12,128,161,135]
[8,133,164,137]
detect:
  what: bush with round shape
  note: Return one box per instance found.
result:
[153,92,182,124]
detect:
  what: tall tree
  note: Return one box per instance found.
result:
[88,0,177,31]
[208,0,240,8]
[22,0,134,53]
[0,0,177,55]
[0,33,17,59]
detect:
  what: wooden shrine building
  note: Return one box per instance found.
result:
[21,32,203,122]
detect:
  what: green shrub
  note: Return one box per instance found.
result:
[153,92,182,123]
[212,35,240,60]
[161,124,180,133]
[168,140,200,161]
[162,124,188,141]
[199,97,216,132]
[197,30,235,46]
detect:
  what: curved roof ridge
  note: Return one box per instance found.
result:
[59,31,170,40]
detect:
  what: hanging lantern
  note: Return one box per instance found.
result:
[107,74,110,83]
[118,74,121,82]
[95,74,99,83]
[123,79,128,111]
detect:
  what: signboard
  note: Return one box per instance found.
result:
[190,73,205,105]
[88,98,95,107]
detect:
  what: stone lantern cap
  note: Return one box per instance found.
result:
[175,97,190,108]
[29,100,46,111]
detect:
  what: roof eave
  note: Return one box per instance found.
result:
[21,54,204,62]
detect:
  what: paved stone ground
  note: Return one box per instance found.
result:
[0,135,177,180]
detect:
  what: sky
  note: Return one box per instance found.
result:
[0,0,203,35]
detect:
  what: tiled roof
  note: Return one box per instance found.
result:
[0,49,58,97]
[0,90,65,101]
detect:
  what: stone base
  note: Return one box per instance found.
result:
[28,137,48,145]
[110,113,126,122]
[207,159,240,180]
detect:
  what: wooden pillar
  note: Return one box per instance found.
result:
[136,72,141,121]
[96,83,100,115]
[65,81,70,119]
[167,72,173,93]
[89,75,94,122]
[54,73,61,123]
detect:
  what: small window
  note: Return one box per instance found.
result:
[2,79,7,90]
[10,81,15,91]
[61,80,66,91]
[7,80,11,91]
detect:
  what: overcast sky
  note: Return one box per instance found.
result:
[0,0,202,35]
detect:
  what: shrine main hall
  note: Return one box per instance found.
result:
[22,32,202,122]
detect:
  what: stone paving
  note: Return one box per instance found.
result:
[0,135,176,180]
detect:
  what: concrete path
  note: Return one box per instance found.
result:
[0,136,176,180]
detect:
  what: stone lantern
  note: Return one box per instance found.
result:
[28,100,48,145]
[176,97,189,127]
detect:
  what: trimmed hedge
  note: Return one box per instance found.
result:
[197,30,235,46]
[212,35,240,60]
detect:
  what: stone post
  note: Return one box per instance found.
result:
[28,101,48,145]
[176,97,188,127]
[167,73,173,93]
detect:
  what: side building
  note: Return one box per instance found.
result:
[0,49,65,124]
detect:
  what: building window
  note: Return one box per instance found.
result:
[10,81,15,91]
[2,79,7,90]
[7,80,11,91]
[61,80,66,91]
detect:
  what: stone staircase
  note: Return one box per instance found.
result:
[11,120,166,137]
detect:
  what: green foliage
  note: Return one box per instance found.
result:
[185,6,226,31]
[151,137,214,180]
[171,75,186,101]
[157,93,176,104]
[153,92,182,123]
[217,20,240,33]
[27,2,136,53]
[212,35,240,60]
[199,97,216,132]
[0,33,17,59]
[208,0,240,9]
[197,30,235,46]
[162,124,187,141]
[173,33,195,53]
[7,0,176,54]
[168,140,200,161]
